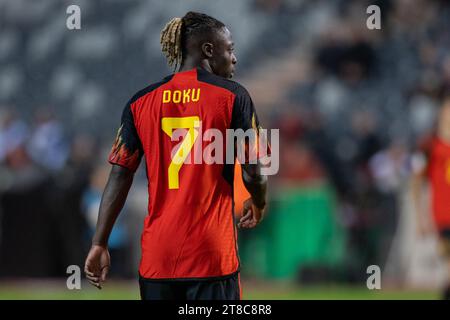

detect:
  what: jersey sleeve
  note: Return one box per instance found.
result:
[231,85,270,163]
[108,102,144,172]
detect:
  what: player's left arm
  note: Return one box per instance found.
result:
[231,85,270,229]
[239,161,268,228]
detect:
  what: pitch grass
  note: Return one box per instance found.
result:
[0,280,440,300]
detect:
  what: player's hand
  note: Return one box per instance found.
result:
[84,244,110,290]
[238,198,265,229]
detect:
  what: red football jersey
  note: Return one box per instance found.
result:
[424,137,450,230]
[108,68,263,279]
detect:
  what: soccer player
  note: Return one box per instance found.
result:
[84,11,268,300]
[411,97,450,299]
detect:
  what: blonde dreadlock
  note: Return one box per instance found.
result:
[160,12,226,72]
[160,17,183,72]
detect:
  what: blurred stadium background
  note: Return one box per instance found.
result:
[1,0,449,299]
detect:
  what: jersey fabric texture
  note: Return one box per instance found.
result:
[108,67,262,280]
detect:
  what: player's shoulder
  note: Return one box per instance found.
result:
[128,74,174,105]
[196,68,250,97]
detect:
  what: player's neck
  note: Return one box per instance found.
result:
[179,58,213,74]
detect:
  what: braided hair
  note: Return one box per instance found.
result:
[160,11,225,72]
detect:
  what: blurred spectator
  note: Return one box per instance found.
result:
[0,108,28,164]
[368,140,409,267]
[27,108,69,171]
[0,123,55,277]
[316,33,376,83]
[275,112,325,185]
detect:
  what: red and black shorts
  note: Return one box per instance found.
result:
[139,271,241,300]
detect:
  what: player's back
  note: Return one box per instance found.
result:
[108,67,259,279]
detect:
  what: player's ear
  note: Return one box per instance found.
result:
[201,42,214,58]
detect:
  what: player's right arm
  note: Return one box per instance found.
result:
[231,85,269,229]
[84,165,134,288]
[84,101,143,288]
